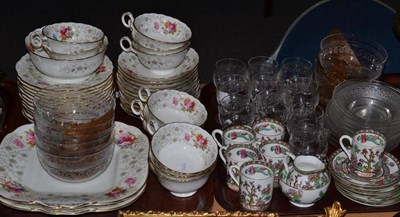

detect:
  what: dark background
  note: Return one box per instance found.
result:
[0,0,399,84]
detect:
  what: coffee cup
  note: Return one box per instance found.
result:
[229,160,274,211]
[219,144,260,191]
[212,125,255,149]
[259,140,291,187]
[339,129,387,178]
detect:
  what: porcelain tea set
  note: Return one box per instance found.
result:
[212,118,331,211]
[213,98,400,210]
[328,129,400,206]
[117,12,201,117]
[5,8,400,215]
[120,12,192,75]
[118,12,219,198]
[18,22,114,122]
[28,22,108,82]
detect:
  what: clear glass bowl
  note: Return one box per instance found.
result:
[315,33,387,107]
[32,84,116,182]
[36,137,114,183]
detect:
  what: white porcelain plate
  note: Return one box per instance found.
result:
[0,183,146,215]
[0,121,149,209]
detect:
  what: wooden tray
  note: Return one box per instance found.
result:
[199,78,400,215]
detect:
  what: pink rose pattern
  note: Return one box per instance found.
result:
[172,97,196,113]
[0,177,28,196]
[154,20,177,35]
[13,129,36,149]
[115,129,139,148]
[57,26,73,41]
[184,131,208,151]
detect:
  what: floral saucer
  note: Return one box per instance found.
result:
[328,149,400,189]
[336,183,400,207]
[117,48,198,80]
[0,121,148,209]
[0,183,146,215]
[16,54,113,88]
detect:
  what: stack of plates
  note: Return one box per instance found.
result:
[328,148,400,207]
[16,54,114,122]
[116,48,200,117]
[0,121,148,215]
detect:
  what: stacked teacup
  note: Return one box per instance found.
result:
[118,12,201,117]
[28,22,108,83]
[131,87,207,135]
[120,12,191,75]
[18,22,112,121]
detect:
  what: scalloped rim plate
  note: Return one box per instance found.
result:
[0,121,148,209]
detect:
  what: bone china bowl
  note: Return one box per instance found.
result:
[33,84,116,183]
[279,165,331,207]
[121,12,192,51]
[26,33,108,80]
[150,122,218,196]
[31,22,104,55]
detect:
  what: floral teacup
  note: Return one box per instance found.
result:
[121,12,192,51]
[131,88,207,135]
[259,140,291,187]
[339,129,387,178]
[252,118,285,148]
[151,122,218,174]
[212,125,255,149]
[219,144,261,191]
[229,160,274,211]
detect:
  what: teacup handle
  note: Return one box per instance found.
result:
[121,12,135,29]
[138,86,151,103]
[211,129,224,149]
[218,146,228,165]
[228,164,241,186]
[339,135,353,159]
[30,32,50,52]
[131,99,144,116]
[120,36,134,53]
[283,152,296,173]
[146,119,159,135]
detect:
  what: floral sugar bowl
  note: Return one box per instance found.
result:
[279,153,331,207]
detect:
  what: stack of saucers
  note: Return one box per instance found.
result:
[117,12,200,117]
[17,23,114,122]
[328,148,400,207]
